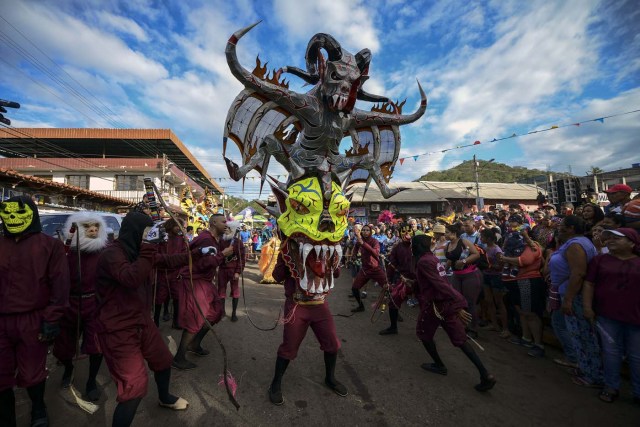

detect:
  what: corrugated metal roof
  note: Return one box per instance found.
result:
[349,182,447,202]
[420,181,542,200]
[0,157,162,171]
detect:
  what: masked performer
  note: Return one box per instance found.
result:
[172,214,234,370]
[154,218,186,328]
[0,196,70,427]
[96,212,210,426]
[410,233,496,392]
[379,225,415,335]
[350,224,389,313]
[218,220,245,322]
[53,212,108,401]
[259,235,281,284]
[222,22,426,407]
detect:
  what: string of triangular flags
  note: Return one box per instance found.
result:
[396,108,640,165]
[206,108,640,180]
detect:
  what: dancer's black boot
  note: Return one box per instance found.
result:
[379,308,399,335]
[162,300,171,322]
[112,397,141,427]
[324,352,348,396]
[231,298,239,322]
[350,288,364,312]
[26,380,47,427]
[187,326,210,356]
[268,356,289,405]
[153,304,162,327]
[0,388,16,427]
[420,340,448,375]
[172,330,197,370]
[60,360,73,388]
[171,299,181,329]
[460,341,496,391]
[85,354,103,401]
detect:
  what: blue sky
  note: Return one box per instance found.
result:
[0,0,638,198]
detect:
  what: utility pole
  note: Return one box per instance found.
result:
[473,154,482,211]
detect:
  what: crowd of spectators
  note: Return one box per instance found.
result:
[340,185,640,405]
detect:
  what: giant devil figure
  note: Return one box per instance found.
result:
[223,22,427,406]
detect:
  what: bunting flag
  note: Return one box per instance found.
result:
[205,109,633,180]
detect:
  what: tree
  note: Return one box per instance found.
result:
[586,166,603,176]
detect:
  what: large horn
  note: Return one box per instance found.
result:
[283,33,343,84]
[356,88,390,103]
[355,48,371,73]
[226,21,263,87]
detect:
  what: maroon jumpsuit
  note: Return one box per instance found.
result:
[53,248,101,361]
[273,253,341,360]
[386,239,415,307]
[95,242,190,402]
[352,236,388,290]
[178,230,225,334]
[415,252,468,347]
[0,233,69,391]
[217,238,245,298]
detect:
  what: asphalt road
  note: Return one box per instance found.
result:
[14,263,639,426]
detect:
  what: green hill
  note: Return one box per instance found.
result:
[414,160,564,183]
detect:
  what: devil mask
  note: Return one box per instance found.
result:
[0,196,42,236]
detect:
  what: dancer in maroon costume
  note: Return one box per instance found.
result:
[218,221,245,322]
[172,214,234,370]
[154,218,187,328]
[267,252,347,405]
[96,212,201,427]
[53,212,108,402]
[410,233,496,392]
[380,225,415,335]
[350,224,388,312]
[0,196,70,427]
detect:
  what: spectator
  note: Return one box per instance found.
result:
[601,212,625,229]
[542,204,557,218]
[583,228,640,404]
[581,203,605,238]
[621,193,640,231]
[499,229,546,357]
[444,223,482,337]
[555,216,602,387]
[530,211,555,249]
[461,218,482,247]
[604,184,633,214]
[501,215,529,278]
[185,226,194,242]
[480,228,509,338]
[561,202,574,217]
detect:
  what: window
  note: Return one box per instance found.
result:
[65,175,89,189]
[115,175,143,191]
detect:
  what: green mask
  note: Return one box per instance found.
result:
[0,201,34,234]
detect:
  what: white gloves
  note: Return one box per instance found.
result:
[200,246,218,256]
[142,222,167,244]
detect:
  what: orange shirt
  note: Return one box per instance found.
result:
[503,245,542,281]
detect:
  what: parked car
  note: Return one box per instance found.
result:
[39,211,123,239]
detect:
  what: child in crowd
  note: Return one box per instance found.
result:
[502,215,529,277]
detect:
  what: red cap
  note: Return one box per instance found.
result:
[602,228,640,249]
[605,184,633,193]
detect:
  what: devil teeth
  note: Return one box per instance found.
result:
[300,270,308,291]
[328,245,335,259]
[322,245,329,260]
[334,245,342,262]
[314,245,321,258]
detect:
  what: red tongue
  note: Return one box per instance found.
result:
[307,250,326,277]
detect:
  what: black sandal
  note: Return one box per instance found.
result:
[598,388,618,403]
[421,363,448,376]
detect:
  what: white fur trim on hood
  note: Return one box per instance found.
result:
[63,212,109,253]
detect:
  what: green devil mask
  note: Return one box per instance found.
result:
[0,200,35,234]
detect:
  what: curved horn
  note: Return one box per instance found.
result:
[280,66,319,85]
[354,48,371,73]
[357,80,427,126]
[356,88,390,103]
[226,21,265,88]
[283,33,343,84]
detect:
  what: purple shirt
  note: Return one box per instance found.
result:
[549,236,597,296]
[586,254,640,326]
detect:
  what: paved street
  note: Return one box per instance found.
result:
[15,263,639,426]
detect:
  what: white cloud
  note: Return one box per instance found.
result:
[95,11,149,42]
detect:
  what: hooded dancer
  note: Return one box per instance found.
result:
[350,224,389,313]
[268,251,346,405]
[154,218,187,328]
[53,212,108,401]
[0,196,70,427]
[96,212,205,427]
[380,225,415,335]
[172,214,234,370]
[410,233,496,392]
[218,220,245,322]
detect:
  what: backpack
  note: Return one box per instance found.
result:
[473,244,491,270]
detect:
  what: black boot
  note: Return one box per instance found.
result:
[460,342,496,392]
[162,300,171,322]
[154,368,177,406]
[350,288,364,312]
[231,298,239,322]
[61,360,73,388]
[220,298,226,318]
[172,299,181,329]
[26,381,47,427]
[379,308,399,335]
[85,354,103,401]
[268,356,289,405]
[154,304,162,327]
[0,388,16,427]
[421,340,448,375]
[112,397,141,427]
[187,326,210,356]
[323,352,348,397]
[172,330,197,370]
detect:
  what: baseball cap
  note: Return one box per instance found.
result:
[605,184,633,193]
[602,228,639,249]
